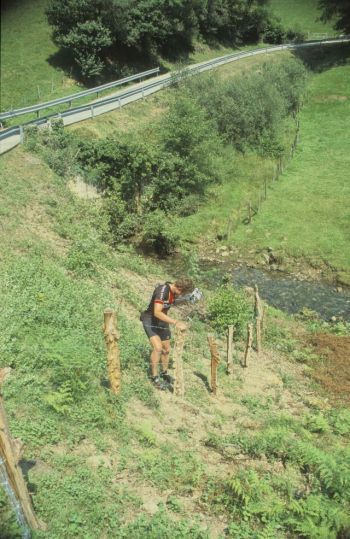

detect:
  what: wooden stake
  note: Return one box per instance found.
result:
[0,371,44,531]
[256,316,262,355]
[243,324,253,368]
[226,325,234,375]
[254,284,263,319]
[208,335,220,395]
[103,309,121,395]
[261,305,267,339]
[173,327,187,397]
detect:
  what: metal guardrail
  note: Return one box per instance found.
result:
[1,37,349,155]
[0,67,160,121]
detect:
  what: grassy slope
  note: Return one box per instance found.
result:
[0,0,83,111]
[0,147,349,538]
[0,0,334,114]
[269,0,335,36]
[165,45,349,283]
[232,55,350,279]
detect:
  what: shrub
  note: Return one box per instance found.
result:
[264,19,286,44]
[137,210,179,256]
[208,286,252,335]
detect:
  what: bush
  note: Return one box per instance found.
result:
[264,19,286,44]
[208,286,252,335]
[137,210,179,256]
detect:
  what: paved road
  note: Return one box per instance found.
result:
[1,39,349,155]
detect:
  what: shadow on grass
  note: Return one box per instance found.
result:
[193,371,211,393]
[294,42,350,72]
[46,42,193,89]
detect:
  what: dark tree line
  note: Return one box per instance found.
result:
[318,0,350,34]
[46,0,272,78]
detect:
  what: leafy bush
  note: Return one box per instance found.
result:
[188,64,303,156]
[208,286,252,335]
[137,210,179,256]
[60,19,112,78]
[25,119,79,177]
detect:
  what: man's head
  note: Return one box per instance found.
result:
[173,277,194,296]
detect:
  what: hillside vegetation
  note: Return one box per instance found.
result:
[1,1,350,536]
[0,143,350,539]
[0,0,334,112]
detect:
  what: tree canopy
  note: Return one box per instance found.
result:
[318,0,350,34]
[46,0,271,79]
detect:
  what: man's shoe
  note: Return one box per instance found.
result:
[160,371,174,385]
[151,376,169,391]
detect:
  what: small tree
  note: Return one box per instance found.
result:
[208,286,252,336]
[60,20,112,78]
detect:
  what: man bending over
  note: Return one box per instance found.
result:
[140,278,194,390]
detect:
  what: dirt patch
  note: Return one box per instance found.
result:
[308,333,350,405]
[68,176,100,199]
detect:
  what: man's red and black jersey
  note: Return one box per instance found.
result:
[144,282,175,315]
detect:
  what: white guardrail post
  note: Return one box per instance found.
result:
[0,37,349,155]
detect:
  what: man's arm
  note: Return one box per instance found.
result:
[153,303,186,330]
[153,303,178,325]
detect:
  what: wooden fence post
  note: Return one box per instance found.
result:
[256,316,262,355]
[261,305,267,339]
[0,370,44,532]
[103,309,121,395]
[254,285,263,354]
[208,335,220,395]
[226,325,234,375]
[173,327,187,397]
[243,324,253,368]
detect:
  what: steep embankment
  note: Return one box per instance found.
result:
[0,145,350,538]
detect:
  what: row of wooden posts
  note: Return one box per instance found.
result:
[226,117,300,238]
[0,286,266,534]
[209,284,266,395]
[104,284,266,398]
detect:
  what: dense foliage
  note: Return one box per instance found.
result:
[25,56,307,254]
[318,0,350,34]
[208,285,253,335]
[46,0,276,78]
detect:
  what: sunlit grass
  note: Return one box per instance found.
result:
[269,0,336,37]
[232,61,350,274]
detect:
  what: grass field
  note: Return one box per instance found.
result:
[232,51,350,279]
[269,0,336,37]
[0,0,84,111]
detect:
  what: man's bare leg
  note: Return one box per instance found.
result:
[149,335,163,377]
[160,340,171,372]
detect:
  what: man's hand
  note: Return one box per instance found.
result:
[175,321,187,331]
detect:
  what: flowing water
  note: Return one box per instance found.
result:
[0,458,31,539]
[232,266,350,321]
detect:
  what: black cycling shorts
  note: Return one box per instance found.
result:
[140,312,171,341]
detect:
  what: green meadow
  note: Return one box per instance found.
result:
[233,54,350,279]
[269,0,336,37]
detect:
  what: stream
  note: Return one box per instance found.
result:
[232,266,350,321]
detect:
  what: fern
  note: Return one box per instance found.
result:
[44,381,74,414]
